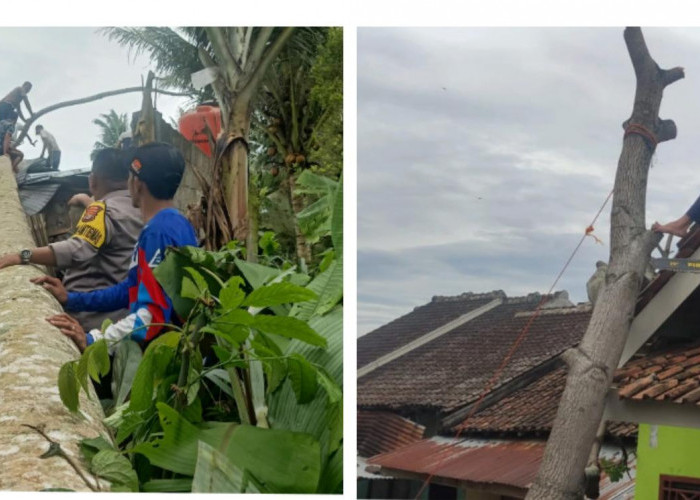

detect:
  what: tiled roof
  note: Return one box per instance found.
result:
[358,291,505,369]
[614,342,700,403]
[458,366,637,438]
[358,293,592,412]
[357,410,425,458]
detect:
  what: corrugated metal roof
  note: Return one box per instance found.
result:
[366,437,636,496]
[367,437,543,490]
[358,410,425,458]
[17,167,90,187]
[18,183,60,215]
[15,166,91,215]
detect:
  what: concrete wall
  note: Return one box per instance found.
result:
[635,423,700,498]
[0,157,109,491]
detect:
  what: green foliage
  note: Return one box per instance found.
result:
[295,170,339,244]
[599,456,631,482]
[91,449,139,492]
[111,340,142,406]
[57,159,342,492]
[91,109,128,161]
[192,441,251,493]
[58,362,80,413]
[58,340,111,413]
[308,27,343,178]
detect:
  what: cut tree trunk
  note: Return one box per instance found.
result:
[0,157,109,491]
[526,27,683,499]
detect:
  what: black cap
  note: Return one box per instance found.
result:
[129,142,185,200]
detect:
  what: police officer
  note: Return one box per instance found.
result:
[34,142,197,354]
[0,147,143,331]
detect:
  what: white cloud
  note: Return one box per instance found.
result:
[358,27,700,335]
[0,28,190,169]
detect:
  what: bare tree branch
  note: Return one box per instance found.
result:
[15,86,190,145]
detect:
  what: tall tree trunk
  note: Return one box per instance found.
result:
[247,176,260,263]
[288,171,312,266]
[0,158,108,491]
[223,99,252,250]
[526,27,683,499]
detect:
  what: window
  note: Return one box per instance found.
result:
[660,475,700,499]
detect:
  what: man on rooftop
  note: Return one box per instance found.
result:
[35,124,61,170]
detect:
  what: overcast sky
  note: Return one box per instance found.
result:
[358,27,700,336]
[0,27,190,169]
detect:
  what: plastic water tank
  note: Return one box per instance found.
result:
[178,105,222,157]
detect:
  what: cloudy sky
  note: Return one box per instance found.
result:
[0,27,190,169]
[358,27,700,335]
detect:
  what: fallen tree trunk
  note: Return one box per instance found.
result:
[0,156,109,491]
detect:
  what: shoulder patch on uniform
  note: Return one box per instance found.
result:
[73,201,107,248]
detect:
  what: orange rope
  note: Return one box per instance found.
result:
[624,123,658,149]
[413,188,614,499]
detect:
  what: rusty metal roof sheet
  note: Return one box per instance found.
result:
[367,437,543,491]
[366,437,636,497]
[358,410,425,458]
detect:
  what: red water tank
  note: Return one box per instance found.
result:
[178,105,222,157]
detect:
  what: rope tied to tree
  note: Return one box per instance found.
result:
[624,123,658,149]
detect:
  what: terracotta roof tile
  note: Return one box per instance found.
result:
[456,366,636,438]
[358,294,591,412]
[615,341,700,405]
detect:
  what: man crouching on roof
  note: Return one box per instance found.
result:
[32,142,198,353]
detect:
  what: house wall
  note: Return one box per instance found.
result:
[636,423,700,498]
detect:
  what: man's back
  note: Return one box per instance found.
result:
[127,207,197,342]
[52,190,143,330]
[39,129,59,152]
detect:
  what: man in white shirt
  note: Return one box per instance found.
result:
[35,124,61,170]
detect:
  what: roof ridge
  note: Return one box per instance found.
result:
[431,290,507,303]
[514,303,593,317]
[430,290,570,305]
